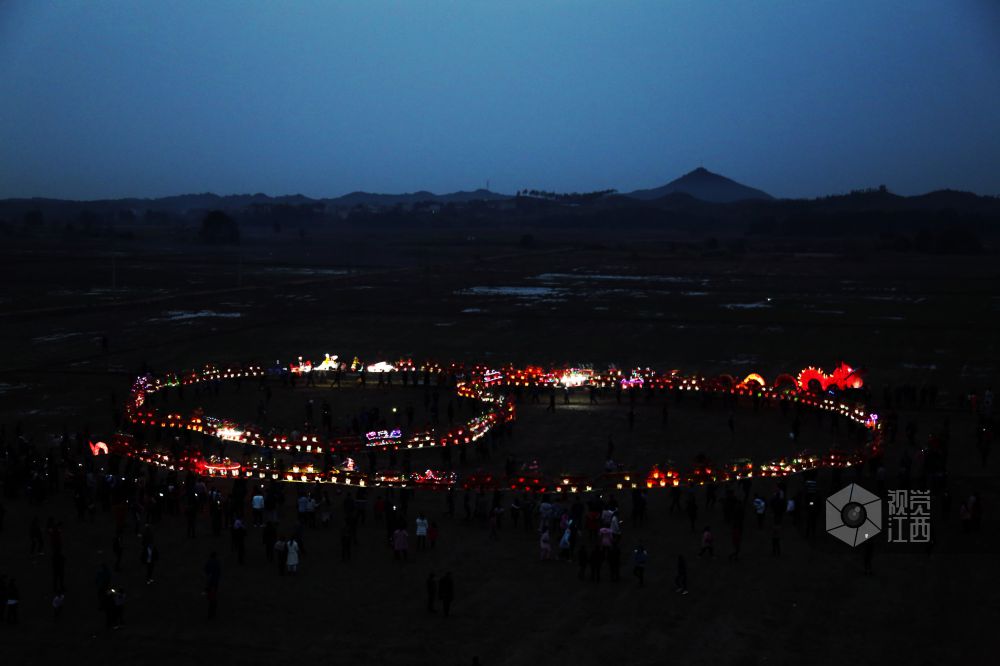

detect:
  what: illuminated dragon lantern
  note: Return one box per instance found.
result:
[797,362,864,392]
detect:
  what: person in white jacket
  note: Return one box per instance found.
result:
[610,513,622,545]
[286,538,300,574]
[415,514,429,551]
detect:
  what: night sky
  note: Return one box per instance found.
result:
[1,1,998,200]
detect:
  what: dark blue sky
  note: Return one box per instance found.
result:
[2,1,998,200]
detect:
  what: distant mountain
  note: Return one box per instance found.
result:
[4,176,998,238]
[0,189,510,217]
[627,167,773,203]
[325,188,508,207]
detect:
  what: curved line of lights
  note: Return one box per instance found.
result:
[110,358,881,492]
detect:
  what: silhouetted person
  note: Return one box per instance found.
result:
[674,555,688,594]
[632,544,648,587]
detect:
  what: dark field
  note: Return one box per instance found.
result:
[0,229,997,665]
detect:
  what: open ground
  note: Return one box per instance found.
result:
[0,228,997,665]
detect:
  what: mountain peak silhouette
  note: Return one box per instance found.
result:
[628,168,772,203]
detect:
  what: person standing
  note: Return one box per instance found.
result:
[539,529,552,561]
[297,493,309,525]
[251,490,265,527]
[674,555,688,595]
[753,495,766,529]
[426,572,437,613]
[698,526,714,558]
[204,552,221,619]
[286,538,300,574]
[274,537,287,575]
[438,572,454,617]
[599,523,613,555]
[610,512,622,545]
[233,518,247,565]
[428,521,439,549]
[144,542,159,584]
[559,525,573,560]
[632,543,648,587]
[415,514,429,551]
[393,526,409,561]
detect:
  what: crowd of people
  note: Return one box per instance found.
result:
[0,373,992,641]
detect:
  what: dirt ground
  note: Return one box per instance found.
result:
[0,228,997,665]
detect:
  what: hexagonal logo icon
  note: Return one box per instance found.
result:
[826,483,882,547]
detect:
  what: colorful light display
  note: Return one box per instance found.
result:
[365,428,402,445]
[118,358,880,491]
[559,368,593,387]
[797,362,864,392]
[314,354,340,371]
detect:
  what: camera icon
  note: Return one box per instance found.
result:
[826,483,881,547]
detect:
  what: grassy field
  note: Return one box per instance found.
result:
[0,228,996,665]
